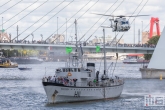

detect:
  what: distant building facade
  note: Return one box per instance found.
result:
[48,34,65,43]
[0,30,11,42]
[89,35,124,45]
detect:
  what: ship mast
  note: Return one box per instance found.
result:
[74,19,83,68]
[103,28,106,75]
[103,28,106,99]
[75,19,78,52]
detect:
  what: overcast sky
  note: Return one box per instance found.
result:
[0,0,165,43]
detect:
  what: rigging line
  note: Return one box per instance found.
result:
[19,0,69,41]
[1,0,40,26]
[111,45,118,77]
[0,0,12,8]
[73,0,99,21]
[130,1,149,24]
[111,0,149,77]
[143,22,150,31]
[85,0,125,42]
[111,0,145,77]
[76,25,84,42]
[31,0,74,38]
[78,0,119,42]
[44,0,92,41]
[98,0,144,77]
[109,63,114,76]
[77,26,80,40]
[69,25,74,42]
[50,0,99,43]
[10,0,50,41]
[99,56,104,72]
[77,25,83,39]
[0,0,23,16]
[128,0,144,21]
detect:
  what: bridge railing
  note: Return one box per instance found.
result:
[0,40,156,48]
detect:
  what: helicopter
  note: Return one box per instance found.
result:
[93,13,149,32]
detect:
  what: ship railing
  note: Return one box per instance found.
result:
[42,77,124,87]
[66,79,124,87]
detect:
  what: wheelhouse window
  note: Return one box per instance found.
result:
[74,68,77,72]
[66,68,69,72]
[69,68,73,72]
[56,68,61,72]
[63,68,65,72]
[78,68,80,72]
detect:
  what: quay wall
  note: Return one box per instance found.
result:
[140,68,165,79]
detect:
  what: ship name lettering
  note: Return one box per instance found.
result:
[74,91,81,97]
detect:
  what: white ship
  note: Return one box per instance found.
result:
[123,54,149,64]
[42,20,124,103]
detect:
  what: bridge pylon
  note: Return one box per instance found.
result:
[149,17,160,39]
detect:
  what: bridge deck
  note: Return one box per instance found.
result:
[0,43,154,54]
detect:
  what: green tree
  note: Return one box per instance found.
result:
[0,49,40,57]
[144,35,160,60]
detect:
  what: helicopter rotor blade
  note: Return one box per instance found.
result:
[91,13,149,18]
[91,13,115,17]
[123,15,150,17]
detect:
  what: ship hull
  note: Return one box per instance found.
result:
[123,62,149,64]
[18,68,32,70]
[123,60,149,64]
[43,82,124,103]
[0,65,18,68]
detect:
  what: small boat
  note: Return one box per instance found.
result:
[18,67,32,70]
[0,58,18,68]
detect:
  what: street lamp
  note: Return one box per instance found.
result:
[40,34,43,43]
[31,33,34,43]
[9,33,11,43]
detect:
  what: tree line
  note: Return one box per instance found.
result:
[0,49,45,57]
[144,35,160,60]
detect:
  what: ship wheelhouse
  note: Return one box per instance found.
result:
[55,62,96,87]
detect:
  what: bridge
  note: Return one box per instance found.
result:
[0,43,154,54]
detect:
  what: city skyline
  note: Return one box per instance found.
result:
[0,0,164,43]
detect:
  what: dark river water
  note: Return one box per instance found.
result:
[0,61,165,110]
